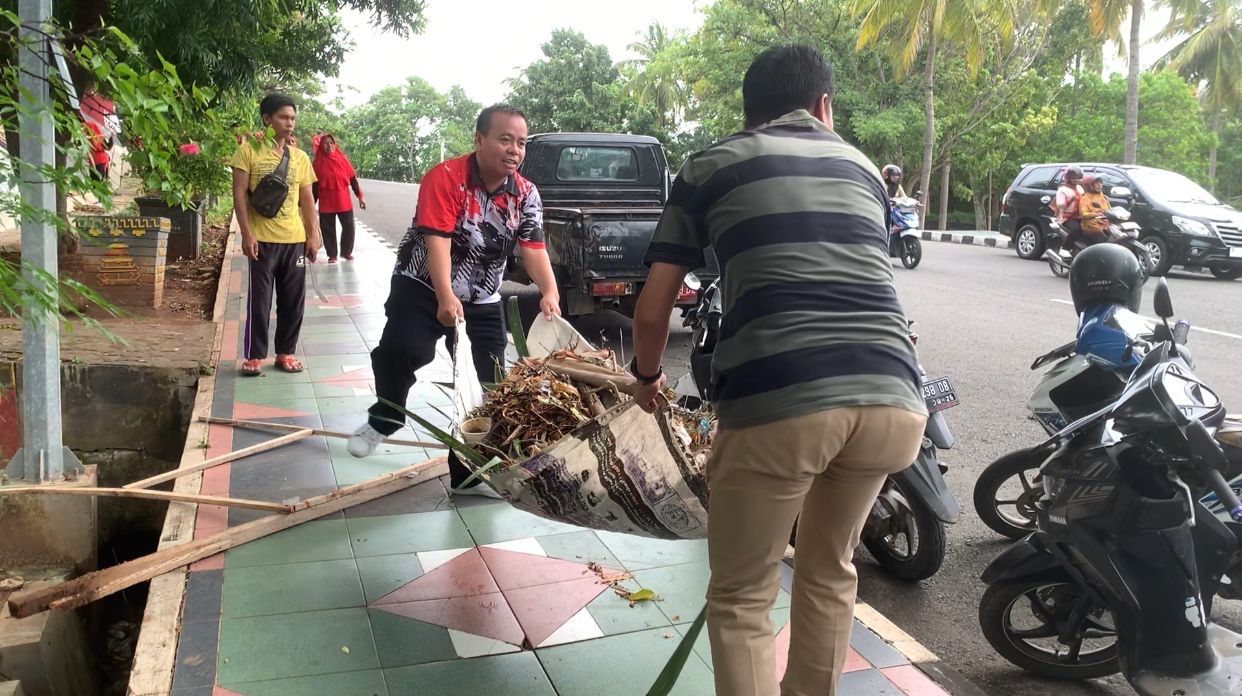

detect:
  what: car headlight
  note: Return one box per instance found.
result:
[1172,215,1214,237]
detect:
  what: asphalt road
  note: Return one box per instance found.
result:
[356,178,1242,695]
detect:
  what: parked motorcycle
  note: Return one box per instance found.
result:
[973,309,1215,541]
[1044,207,1152,280]
[979,278,1242,690]
[889,195,923,270]
[678,278,959,581]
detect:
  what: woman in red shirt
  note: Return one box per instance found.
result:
[84,120,110,181]
[311,133,366,262]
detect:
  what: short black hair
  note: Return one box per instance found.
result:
[742,45,834,128]
[476,104,527,136]
[260,93,297,118]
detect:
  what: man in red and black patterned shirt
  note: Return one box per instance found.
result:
[349,104,561,496]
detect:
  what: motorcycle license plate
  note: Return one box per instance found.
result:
[922,376,959,413]
[1229,247,1242,259]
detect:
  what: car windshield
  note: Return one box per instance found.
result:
[1129,169,1221,206]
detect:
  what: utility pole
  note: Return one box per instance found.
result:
[5,0,83,482]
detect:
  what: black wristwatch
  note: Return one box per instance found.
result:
[628,356,663,385]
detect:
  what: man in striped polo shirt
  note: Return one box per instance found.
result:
[631,45,928,696]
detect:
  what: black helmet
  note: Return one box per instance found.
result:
[1064,165,1084,183]
[1069,244,1143,313]
[882,164,901,179]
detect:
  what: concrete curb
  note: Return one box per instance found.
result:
[921,230,1014,250]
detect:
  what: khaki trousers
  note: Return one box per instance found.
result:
[705,406,927,696]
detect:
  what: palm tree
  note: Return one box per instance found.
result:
[621,23,689,129]
[852,0,1014,209]
[1155,0,1242,187]
[1086,0,1145,164]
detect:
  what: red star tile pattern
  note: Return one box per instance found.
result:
[371,547,619,649]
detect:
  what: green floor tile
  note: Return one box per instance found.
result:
[306,353,372,370]
[222,559,364,618]
[457,502,582,545]
[225,519,354,568]
[368,608,457,669]
[385,652,556,696]
[586,576,672,636]
[775,587,792,610]
[346,510,474,557]
[537,627,715,696]
[318,395,384,416]
[217,608,379,683]
[308,365,369,381]
[233,381,318,404]
[223,668,387,696]
[356,553,425,603]
[333,454,435,486]
[297,326,366,339]
[595,531,709,571]
[312,380,375,398]
[538,531,624,569]
[631,561,711,625]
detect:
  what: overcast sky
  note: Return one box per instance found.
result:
[324,1,706,107]
[324,3,1183,109]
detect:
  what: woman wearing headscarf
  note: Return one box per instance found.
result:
[311,133,366,262]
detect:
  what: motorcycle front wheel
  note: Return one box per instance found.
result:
[901,236,922,269]
[1048,255,1069,278]
[979,579,1120,680]
[973,450,1043,540]
[862,475,945,581]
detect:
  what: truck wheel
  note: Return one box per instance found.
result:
[1141,236,1173,276]
[1015,223,1045,260]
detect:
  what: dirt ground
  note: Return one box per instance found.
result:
[0,219,226,370]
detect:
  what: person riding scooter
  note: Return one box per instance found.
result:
[1054,165,1084,248]
[882,164,906,199]
[1077,174,1115,246]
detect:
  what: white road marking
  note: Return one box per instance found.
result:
[1048,298,1242,340]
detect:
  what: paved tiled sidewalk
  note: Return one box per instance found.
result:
[168,223,956,696]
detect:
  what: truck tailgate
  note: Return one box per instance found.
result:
[588,216,658,278]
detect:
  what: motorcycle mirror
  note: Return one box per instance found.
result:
[1110,186,1132,199]
[1154,278,1175,319]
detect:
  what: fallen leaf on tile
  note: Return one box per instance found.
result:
[671,615,681,622]
[624,588,660,607]
[341,646,350,654]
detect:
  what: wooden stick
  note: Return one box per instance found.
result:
[123,429,314,490]
[0,486,289,513]
[197,416,446,449]
[544,358,637,395]
[7,457,447,618]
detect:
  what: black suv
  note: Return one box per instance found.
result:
[999,162,1242,279]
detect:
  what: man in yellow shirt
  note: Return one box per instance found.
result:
[230,93,320,376]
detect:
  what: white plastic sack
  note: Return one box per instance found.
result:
[526,314,594,359]
[450,322,485,430]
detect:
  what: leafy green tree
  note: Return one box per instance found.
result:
[1084,0,1146,164]
[1156,0,1242,187]
[621,23,691,129]
[852,0,1017,209]
[505,29,631,134]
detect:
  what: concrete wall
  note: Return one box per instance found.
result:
[1,362,199,465]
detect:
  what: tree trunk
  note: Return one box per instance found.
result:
[938,160,951,231]
[970,174,988,231]
[1210,109,1222,191]
[919,28,938,210]
[988,170,994,231]
[1123,0,1142,164]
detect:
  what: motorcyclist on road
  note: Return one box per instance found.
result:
[1053,165,1085,251]
[1077,174,1114,246]
[883,164,906,199]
